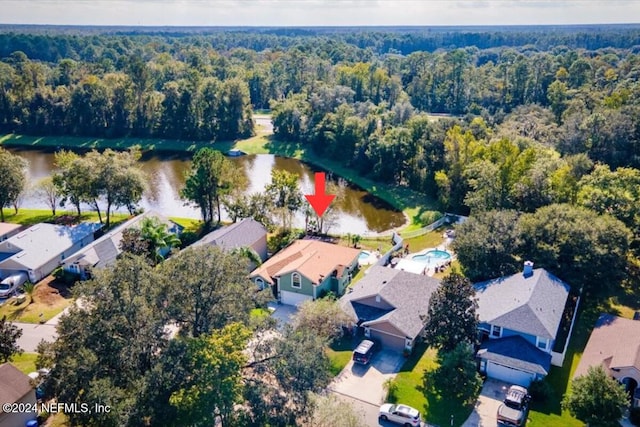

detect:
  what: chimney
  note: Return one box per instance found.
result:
[523,261,534,278]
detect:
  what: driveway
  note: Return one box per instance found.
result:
[267,301,297,326]
[330,349,405,406]
[462,379,511,427]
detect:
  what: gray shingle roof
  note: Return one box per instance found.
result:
[61,211,180,270]
[193,218,267,254]
[475,268,570,340]
[0,222,103,270]
[477,335,552,375]
[340,265,440,338]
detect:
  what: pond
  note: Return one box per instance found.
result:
[6,148,406,235]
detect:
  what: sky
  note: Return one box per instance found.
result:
[0,0,638,27]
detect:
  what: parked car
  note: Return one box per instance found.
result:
[353,339,378,365]
[0,272,28,298]
[497,385,530,426]
[379,403,422,426]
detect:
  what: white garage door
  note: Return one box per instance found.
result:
[486,362,535,387]
[280,291,313,307]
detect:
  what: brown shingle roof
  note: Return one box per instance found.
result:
[574,313,640,378]
[0,363,33,406]
[250,240,360,285]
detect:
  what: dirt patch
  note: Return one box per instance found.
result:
[33,276,72,304]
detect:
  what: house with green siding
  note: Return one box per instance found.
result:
[249,239,361,306]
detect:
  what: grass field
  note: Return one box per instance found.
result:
[326,336,356,377]
[10,352,38,375]
[387,344,474,427]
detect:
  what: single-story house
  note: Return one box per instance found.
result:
[250,239,360,306]
[0,363,37,427]
[475,261,570,387]
[0,222,103,283]
[340,265,440,353]
[0,223,21,242]
[61,211,182,279]
[574,313,640,407]
[193,218,268,262]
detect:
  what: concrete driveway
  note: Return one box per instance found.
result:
[330,349,405,406]
[462,379,511,427]
[267,302,297,326]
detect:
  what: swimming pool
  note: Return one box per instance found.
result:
[359,250,372,260]
[412,250,451,268]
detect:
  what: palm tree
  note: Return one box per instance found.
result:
[22,282,35,305]
[232,246,263,268]
[140,217,181,264]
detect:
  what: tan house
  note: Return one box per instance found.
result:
[250,239,361,306]
[0,363,38,427]
[574,313,640,406]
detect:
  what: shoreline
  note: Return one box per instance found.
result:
[1,129,440,235]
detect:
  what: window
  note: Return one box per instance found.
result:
[255,277,265,289]
[491,325,502,338]
[292,272,301,289]
[537,337,549,350]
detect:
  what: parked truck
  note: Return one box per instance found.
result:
[497,385,530,426]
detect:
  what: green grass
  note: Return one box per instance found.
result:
[10,352,38,375]
[1,208,129,227]
[168,216,203,234]
[403,227,450,253]
[387,344,473,427]
[250,308,270,320]
[526,286,640,427]
[326,336,355,377]
[0,294,72,323]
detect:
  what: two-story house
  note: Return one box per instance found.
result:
[249,239,360,306]
[475,261,570,387]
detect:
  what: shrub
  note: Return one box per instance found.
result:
[384,378,398,402]
[417,210,443,226]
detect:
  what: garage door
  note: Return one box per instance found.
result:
[280,291,313,307]
[370,330,405,353]
[486,361,535,387]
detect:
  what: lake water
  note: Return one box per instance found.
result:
[6,148,406,235]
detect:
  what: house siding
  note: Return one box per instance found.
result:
[279,272,315,297]
[252,235,268,262]
[480,322,554,353]
[0,390,37,427]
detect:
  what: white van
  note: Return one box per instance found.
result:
[0,272,29,298]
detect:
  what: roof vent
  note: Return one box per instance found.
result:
[523,261,534,278]
[375,295,381,303]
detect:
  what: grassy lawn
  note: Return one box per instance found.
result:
[387,344,473,427]
[527,285,640,427]
[403,227,450,253]
[0,276,72,323]
[326,336,356,377]
[1,208,130,227]
[10,352,38,374]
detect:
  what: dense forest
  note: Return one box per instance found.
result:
[1,26,640,216]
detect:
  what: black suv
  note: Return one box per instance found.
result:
[497,385,531,426]
[353,339,378,365]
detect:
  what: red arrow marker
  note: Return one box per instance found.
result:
[305,172,336,218]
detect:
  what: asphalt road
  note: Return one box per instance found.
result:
[13,322,58,352]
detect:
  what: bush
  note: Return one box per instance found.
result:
[630,407,640,426]
[417,210,443,226]
[268,229,303,253]
[384,378,398,402]
[529,379,553,403]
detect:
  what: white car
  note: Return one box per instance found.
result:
[379,403,422,426]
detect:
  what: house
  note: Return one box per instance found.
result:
[193,218,268,262]
[340,265,440,353]
[0,223,21,242]
[475,261,570,387]
[574,313,640,407]
[61,212,182,279]
[0,363,37,427]
[249,239,360,306]
[0,222,103,283]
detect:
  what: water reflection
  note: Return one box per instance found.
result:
[8,148,405,234]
